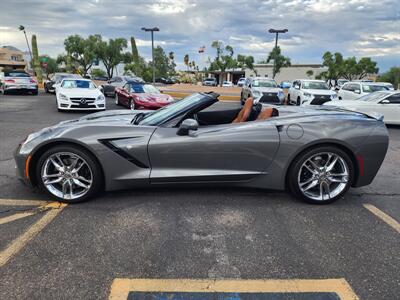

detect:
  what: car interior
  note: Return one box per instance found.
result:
[194,97,279,126]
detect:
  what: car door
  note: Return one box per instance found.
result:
[118,83,131,106]
[377,93,400,124]
[148,122,280,183]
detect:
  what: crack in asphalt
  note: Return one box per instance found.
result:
[0,158,13,162]
[353,192,400,197]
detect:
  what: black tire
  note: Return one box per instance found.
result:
[288,146,354,204]
[297,97,301,106]
[32,89,38,95]
[44,85,49,93]
[287,94,291,105]
[36,145,103,203]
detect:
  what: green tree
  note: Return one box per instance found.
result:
[63,34,101,76]
[39,55,58,77]
[184,54,189,70]
[91,68,107,78]
[168,51,176,76]
[210,40,236,86]
[31,34,43,83]
[341,57,378,81]
[151,46,170,78]
[237,54,257,75]
[306,70,314,78]
[377,67,400,89]
[96,37,128,79]
[266,46,290,78]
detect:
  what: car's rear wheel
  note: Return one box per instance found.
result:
[287,94,291,104]
[288,146,354,204]
[32,89,38,95]
[115,93,120,105]
[297,97,301,106]
[36,145,102,203]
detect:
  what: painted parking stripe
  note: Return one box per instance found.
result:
[109,278,359,300]
[0,211,36,225]
[0,201,67,267]
[363,204,400,233]
[0,199,49,206]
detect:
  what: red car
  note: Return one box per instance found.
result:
[114,82,174,110]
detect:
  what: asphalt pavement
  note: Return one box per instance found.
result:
[0,92,399,300]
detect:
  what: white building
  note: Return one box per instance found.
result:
[245,63,327,83]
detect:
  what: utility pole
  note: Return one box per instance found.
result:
[141,27,160,83]
[268,28,288,79]
[18,25,33,71]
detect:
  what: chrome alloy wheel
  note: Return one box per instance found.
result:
[115,94,119,105]
[297,152,349,201]
[130,99,135,110]
[41,152,93,200]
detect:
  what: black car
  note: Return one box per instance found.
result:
[155,77,174,84]
[44,73,81,93]
[101,76,144,98]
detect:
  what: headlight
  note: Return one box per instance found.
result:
[331,94,338,99]
[252,91,261,97]
[97,94,105,101]
[303,92,313,98]
[58,93,68,100]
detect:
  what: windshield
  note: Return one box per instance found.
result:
[302,81,329,90]
[139,93,208,126]
[5,72,30,77]
[61,80,95,89]
[253,80,277,88]
[362,85,388,93]
[358,91,391,102]
[130,84,160,94]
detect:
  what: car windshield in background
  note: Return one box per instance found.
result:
[358,91,391,102]
[62,80,95,89]
[253,80,277,88]
[130,84,160,94]
[140,93,206,126]
[55,75,70,82]
[302,81,329,90]
[5,72,30,77]
[363,85,389,93]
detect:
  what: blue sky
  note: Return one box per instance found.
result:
[0,0,399,72]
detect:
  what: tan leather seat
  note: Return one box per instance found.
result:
[232,97,254,123]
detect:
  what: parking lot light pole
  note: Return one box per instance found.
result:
[268,28,288,79]
[18,25,33,71]
[141,27,159,84]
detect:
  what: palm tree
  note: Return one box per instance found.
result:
[184,54,189,70]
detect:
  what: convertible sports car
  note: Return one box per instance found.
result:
[14,93,388,204]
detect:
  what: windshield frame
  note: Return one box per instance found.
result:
[138,93,217,127]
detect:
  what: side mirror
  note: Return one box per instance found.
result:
[354,89,361,94]
[177,119,198,136]
[380,99,390,104]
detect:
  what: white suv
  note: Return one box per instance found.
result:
[288,80,338,106]
[241,77,285,105]
[338,82,390,100]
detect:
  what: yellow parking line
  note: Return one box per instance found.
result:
[109,278,359,300]
[0,199,49,206]
[363,204,400,233]
[0,202,67,267]
[0,211,36,225]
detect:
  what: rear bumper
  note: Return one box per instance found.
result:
[4,84,38,91]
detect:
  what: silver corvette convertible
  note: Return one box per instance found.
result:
[14,92,388,204]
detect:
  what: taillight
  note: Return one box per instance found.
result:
[5,79,15,83]
[30,79,37,83]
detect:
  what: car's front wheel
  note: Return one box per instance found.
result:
[129,99,135,110]
[115,93,120,105]
[36,145,102,203]
[288,146,354,204]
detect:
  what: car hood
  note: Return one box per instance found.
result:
[58,88,102,98]
[302,89,335,95]
[134,93,172,102]
[253,87,282,93]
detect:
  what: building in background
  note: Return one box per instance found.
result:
[245,64,326,82]
[0,46,27,71]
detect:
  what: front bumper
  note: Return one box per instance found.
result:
[14,143,33,187]
[57,98,106,110]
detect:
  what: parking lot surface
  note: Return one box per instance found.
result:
[0,92,399,299]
